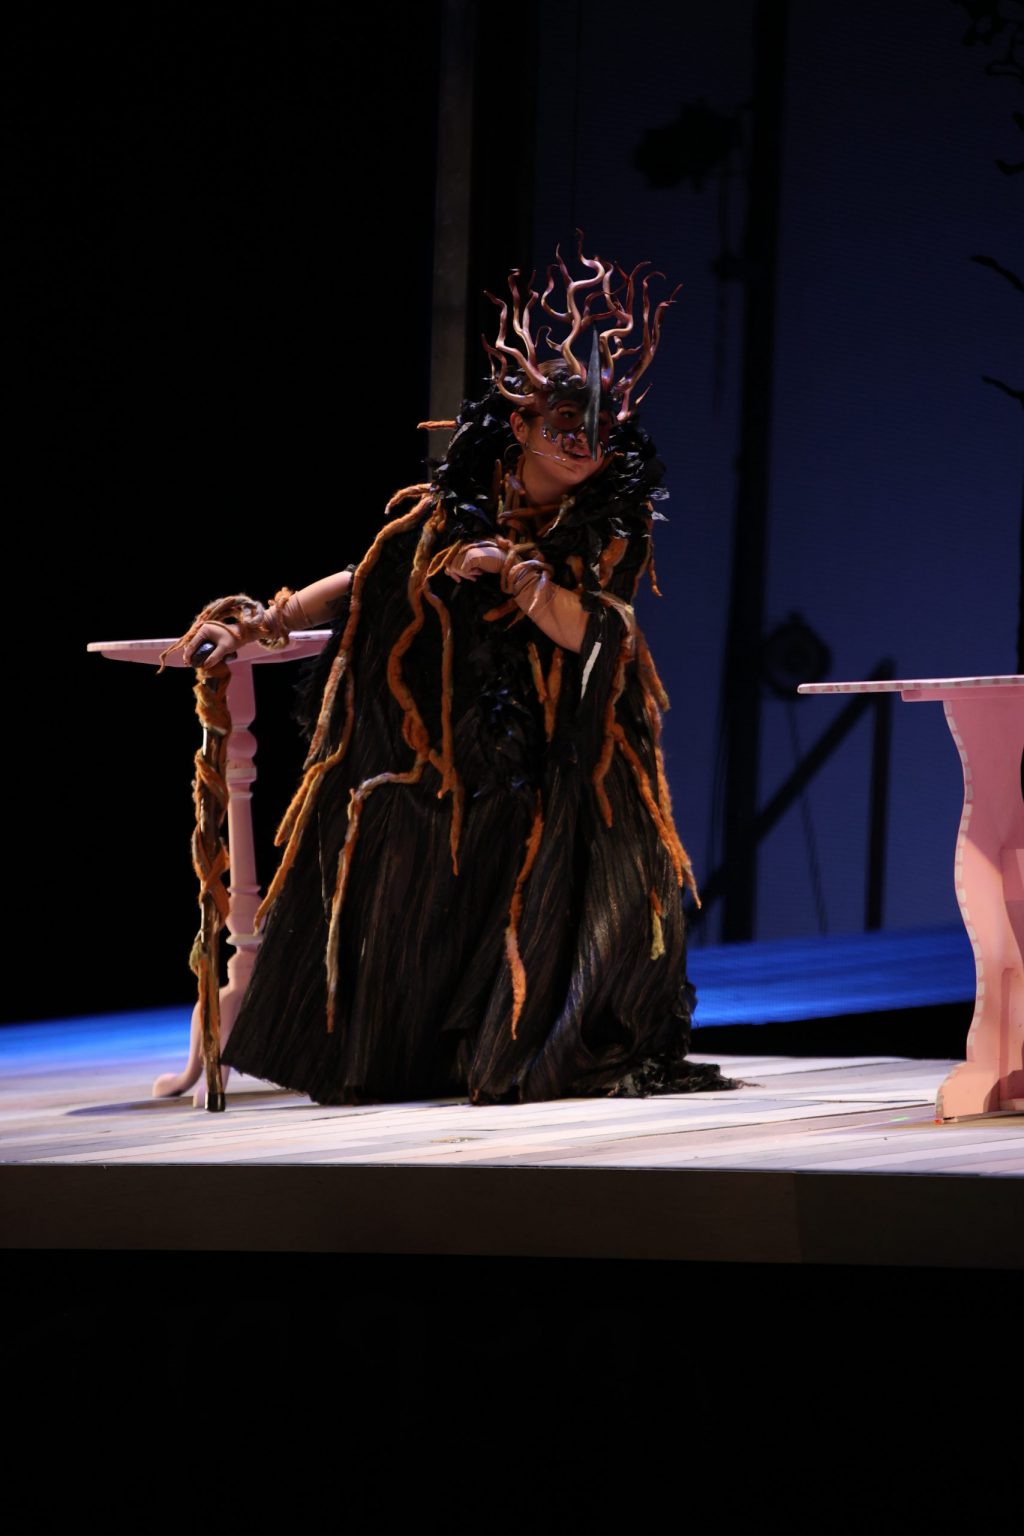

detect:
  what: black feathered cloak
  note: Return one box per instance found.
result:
[221,451,728,1105]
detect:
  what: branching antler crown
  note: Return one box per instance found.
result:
[482,230,681,422]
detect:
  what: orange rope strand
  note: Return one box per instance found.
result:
[253,488,434,932]
[325,759,428,1030]
[635,631,671,711]
[189,672,232,924]
[639,686,699,905]
[385,506,445,759]
[505,790,545,1039]
[526,642,547,708]
[306,487,434,767]
[425,540,466,580]
[591,621,634,827]
[254,748,346,929]
[277,665,357,855]
[634,632,698,901]
[647,547,663,597]
[649,886,665,959]
[422,577,464,874]
[544,649,563,740]
[482,599,519,623]
[323,499,467,1027]
[585,589,697,900]
[597,535,629,588]
[188,663,232,1108]
[612,726,692,891]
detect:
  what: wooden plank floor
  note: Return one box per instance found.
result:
[4,1047,1023,1175]
[5,1037,1024,1265]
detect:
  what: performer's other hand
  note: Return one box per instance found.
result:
[447,541,506,582]
[181,620,241,667]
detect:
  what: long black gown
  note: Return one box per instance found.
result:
[221,471,729,1105]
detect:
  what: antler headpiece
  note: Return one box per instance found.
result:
[482,229,681,433]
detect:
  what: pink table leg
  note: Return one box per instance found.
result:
[89,631,331,1107]
[936,692,1024,1119]
[152,661,262,1108]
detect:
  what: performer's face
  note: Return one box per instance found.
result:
[511,395,611,490]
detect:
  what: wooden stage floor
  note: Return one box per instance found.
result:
[3,1036,1023,1268]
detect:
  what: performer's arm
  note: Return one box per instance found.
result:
[447,543,588,653]
[445,543,589,651]
[179,570,354,666]
[503,561,588,654]
[275,570,354,629]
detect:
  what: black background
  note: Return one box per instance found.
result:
[13,6,447,1021]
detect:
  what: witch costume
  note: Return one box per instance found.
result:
[173,244,733,1105]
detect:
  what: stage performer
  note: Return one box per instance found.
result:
[168,240,734,1105]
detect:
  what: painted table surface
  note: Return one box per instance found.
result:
[799,675,1024,1118]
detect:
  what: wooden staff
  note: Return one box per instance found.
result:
[188,651,232,1112]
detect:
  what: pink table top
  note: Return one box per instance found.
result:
[86,632,333,667]
[798,675,1024,700]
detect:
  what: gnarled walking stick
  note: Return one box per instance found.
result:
[189,656,232,1112]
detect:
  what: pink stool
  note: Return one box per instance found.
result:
[799,675,1024,1120]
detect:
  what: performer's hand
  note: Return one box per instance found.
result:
[446,541,506,582]
[181,620,241,667]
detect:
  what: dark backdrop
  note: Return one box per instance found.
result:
[10,1,1022,1024]
[13,6,441,1021]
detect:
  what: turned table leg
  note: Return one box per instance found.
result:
[936,693,1024,1119]
[89,630,331,1108]
[152,661,262,1108]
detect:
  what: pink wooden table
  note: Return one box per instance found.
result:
[799,675,1024,1120]
[87,632,331,1106]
